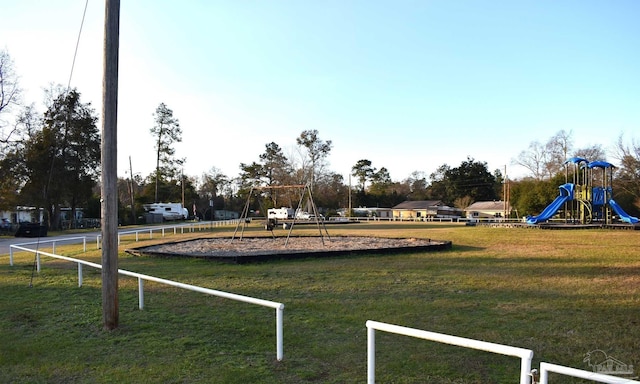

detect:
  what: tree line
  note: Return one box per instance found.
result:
[2,48,639,229]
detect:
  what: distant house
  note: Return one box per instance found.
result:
[351,207,393,218]
[391,200,462,219]
[464,201,511,219]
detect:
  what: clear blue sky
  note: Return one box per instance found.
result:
[1,1,639,182]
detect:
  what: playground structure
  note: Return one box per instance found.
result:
[526,157,639,226]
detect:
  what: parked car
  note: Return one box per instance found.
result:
[0,218,11,232]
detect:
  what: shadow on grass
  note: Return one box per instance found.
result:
[450,244,485,252]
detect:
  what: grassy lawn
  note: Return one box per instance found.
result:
[1,222,639,383]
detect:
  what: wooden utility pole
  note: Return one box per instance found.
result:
[503,165,507,220]
[101,0,120,330]
[348,174,352,218]
[129,155,136,224]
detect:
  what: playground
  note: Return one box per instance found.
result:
[2,168,640,382]
[526,157,639,227]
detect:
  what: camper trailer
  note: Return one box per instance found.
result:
[143,203,188,221]
[267,207,294,220]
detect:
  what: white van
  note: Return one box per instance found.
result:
[295,210,313,220]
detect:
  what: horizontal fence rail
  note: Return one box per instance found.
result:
[8,236,87,266]
[96,219,242,248]
[366,320,534,384]
[9,244,284,361]
[539,362,640,384]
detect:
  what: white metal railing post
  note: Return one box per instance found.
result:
[78,263,83,287]
[36,252,41,272]
[83,237,86,252]
[52,241,56,254]
[367,325,376,383]
[138,277,144,310]
[97,235,101,249]
[276,305,284,361]
[136,231,139,242]
[9,246,14,266]
[162,228,165,237]
[521,354,534,384]
[149,229,153,239]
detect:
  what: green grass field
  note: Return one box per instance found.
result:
[1,222,639,383]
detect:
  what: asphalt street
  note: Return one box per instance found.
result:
[0,230,102,257]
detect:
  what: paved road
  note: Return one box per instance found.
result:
[0,221,223,257]
[0,230,102,256]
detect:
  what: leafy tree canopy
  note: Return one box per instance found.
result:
[18,89,99,229]
[429,157,499,206]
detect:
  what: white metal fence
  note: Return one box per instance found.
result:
[8,236,88,266]
[96,219,242,248]
[366,320,533,384]
[539,362,640,384]
[4,220,242,264]
[366,320,640,384]
[10,244,284,361]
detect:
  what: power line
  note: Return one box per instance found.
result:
[42,0,90,232]
[67,0,90,92]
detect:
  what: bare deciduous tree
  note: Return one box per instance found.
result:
[513,140,547,180]
[296,129,332,190]
[612,135,640,209]
[574,144,606,162]
[0,49,23,145]
[513,130,576,180]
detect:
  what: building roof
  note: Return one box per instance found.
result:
[465,201,511,211]
[392,200,444,210]
[352,207,392,211]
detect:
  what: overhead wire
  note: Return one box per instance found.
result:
[67,0,90,93]
[32,0,90,287]
[45,0,90,214]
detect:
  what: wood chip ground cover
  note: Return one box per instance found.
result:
[139,236,441,257]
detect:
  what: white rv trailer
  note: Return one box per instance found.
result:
[267,207,295,220]
[143,203,188,221]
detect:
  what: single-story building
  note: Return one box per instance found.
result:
[391,200,462,219]
[353,207,393,218]
[464,201,511,219]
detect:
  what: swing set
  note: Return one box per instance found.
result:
[232,184,331,246]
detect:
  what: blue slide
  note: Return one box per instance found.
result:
[609,199,639,224]
[526,194,570,224]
